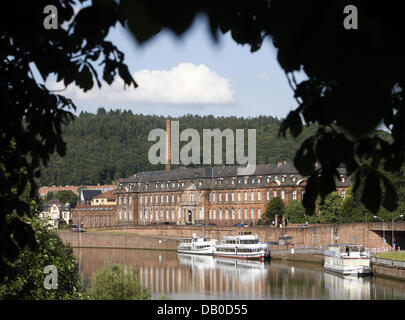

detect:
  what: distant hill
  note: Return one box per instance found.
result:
[39,108,360,186]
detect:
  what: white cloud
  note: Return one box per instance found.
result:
[48,63,236,105]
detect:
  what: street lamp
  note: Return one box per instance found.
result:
[373,216,385,244]
[392,214,404,250]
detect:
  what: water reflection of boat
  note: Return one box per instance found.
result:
[177,253,216,270]
[323,272,371,300]
[323,244,371,277]
[213,257,269,272]
[214,232,270,261]
[177,233,216,255]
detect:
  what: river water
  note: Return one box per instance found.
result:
[73,248,405,300]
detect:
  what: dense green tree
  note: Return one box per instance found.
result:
[86,261,151,300]
[44,191,55,202]
[54,190,78,208]
[0,217,83,299]
[317,192,344,223]
[43,190,78,208]
[285,200,306,224]
[263,197,285,224]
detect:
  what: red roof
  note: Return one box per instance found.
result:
[92,189,118,200]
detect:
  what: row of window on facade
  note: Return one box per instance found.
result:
[128,175,299,190]
[208,190,300,202]
[119,206,262,221]
[119,188,346,207]
[120,189,301,207]
[73,214,115,227]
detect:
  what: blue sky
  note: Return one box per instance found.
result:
[51,15,302,119]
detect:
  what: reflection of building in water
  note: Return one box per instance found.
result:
[323,273,371,300]
[74,248,327,299]
[138,254,270,299]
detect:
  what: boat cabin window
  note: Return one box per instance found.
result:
[240,239,258,244]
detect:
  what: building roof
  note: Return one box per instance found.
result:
[118,162,350,193]
[93,188,118,200]
[81,189,103,202]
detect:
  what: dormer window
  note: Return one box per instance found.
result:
[281,176,286,183]
[292,176,296,183]
[341,176,346,183]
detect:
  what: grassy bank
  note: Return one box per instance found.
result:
[376,252,405,262]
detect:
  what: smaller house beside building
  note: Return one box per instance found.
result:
[91,189,117,205]
[71,205,116,229]
[39,199,71,228]
[80,189,102,204]
[72,188,118,229]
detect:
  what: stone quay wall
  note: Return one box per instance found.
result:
[58,222,390,252]
[372,263,405,281]
[57,230,179,251]
[85,222,388,249]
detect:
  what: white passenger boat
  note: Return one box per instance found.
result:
[177,233,217,255]
[214,232,270,261]
[323,244,372,277]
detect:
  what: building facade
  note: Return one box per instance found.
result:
[115,162,350,227]
[71,204,117,228]
[39,199,71,228]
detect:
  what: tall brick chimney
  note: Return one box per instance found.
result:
[166,119,171,171]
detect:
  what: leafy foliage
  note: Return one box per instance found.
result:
[44,190,78,208]
[86,261,151,300]
[263,197,285,224]
[0,0,136,281]
[285,200,306,224]
[317,192,344,223]
[0,217,83,300]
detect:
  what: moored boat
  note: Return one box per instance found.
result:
[177,233,216,255]
[214,232,270,261]
[323,244,372,277]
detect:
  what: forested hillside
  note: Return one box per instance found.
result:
[40,108,318,186]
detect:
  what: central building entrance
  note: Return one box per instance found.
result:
[187,210,192,224]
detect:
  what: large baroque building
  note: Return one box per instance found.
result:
[115,161,350,227]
